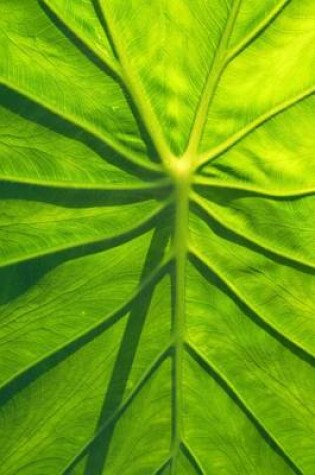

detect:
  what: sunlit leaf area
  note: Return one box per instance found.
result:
[0,1,314,473]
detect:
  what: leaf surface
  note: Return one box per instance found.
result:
[0,1,314,474]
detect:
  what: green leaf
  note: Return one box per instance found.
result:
[0,1,314,473]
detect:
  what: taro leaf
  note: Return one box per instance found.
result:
[0,1,314,474]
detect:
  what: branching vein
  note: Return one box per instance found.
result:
[0,199,171,269]
[188,248,315,363]
[181,440,206,475]
[192,192,315,270]
[0,79,161,174]
[40,0,122,79]
[95,0,174,170]
[227,0,292,63]
[194,176,315,199]
[196,86,315,169]
[61,344,171,474]
[185,342,303,475]
[0,256,172,406]
[0,175,171,191]
[186,0,242,158]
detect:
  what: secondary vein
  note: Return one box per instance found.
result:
[0,256,172,405]
[185,342,303,475]
[226,0,292,64]
[96,1,174,170]
[62,344,171,474]
[188,248,315,363]
[0,79,161,174]
[0,199,171,269]
[40,0,122,79]
[196,86,315,169]
[191,192,315,270]
[193,176,315,199]
[186,0,241,159]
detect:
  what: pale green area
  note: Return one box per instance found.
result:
[0,0,314,474]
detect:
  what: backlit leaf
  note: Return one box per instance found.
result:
[0,1,314,473]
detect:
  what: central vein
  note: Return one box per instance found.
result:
[170,157,192,471]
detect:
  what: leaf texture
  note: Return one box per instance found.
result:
[0,1,314,474]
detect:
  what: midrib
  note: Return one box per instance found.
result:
[170,161,191,472]
[169,7,241,461]
[94,2,241,472]
[168,5,241,466]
